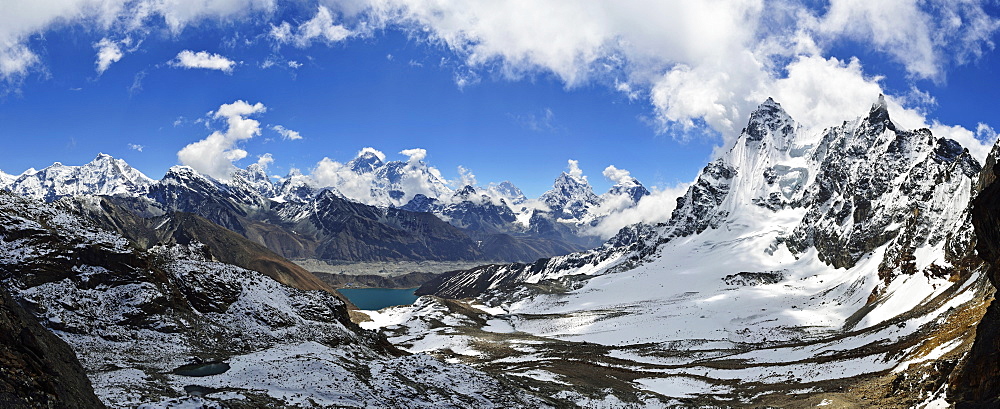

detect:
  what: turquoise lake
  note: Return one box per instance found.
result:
[337,287,419,310]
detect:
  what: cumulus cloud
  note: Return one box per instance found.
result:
[169,50,236,73]
[400,148,427,163]
[358,147,386,161]
[94,38,123,74]
[270,6,352,48]
[0,42,38,85]
[128,143,144,152]
[177,100,266,179]
[344,0,998,154]
[271,124,303,140]
[312,156,378,202]
[566,159,585,180]
[256,152,274,168]
[602,165,633,185]
[455,165,477,188]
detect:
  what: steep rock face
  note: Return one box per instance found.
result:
[0,287,105,409]
[785,100,979,270]
[951,140,1000,408]
[603,177,649,205]
[0,191,550,408]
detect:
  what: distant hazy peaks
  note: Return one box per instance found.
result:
[487,181,526,205]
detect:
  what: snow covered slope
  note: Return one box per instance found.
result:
[0,191,551,408]
[367,96,989,407]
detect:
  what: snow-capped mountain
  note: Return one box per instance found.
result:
[5,153,154,202]
[341,151,453,208]
[487,181,527,205]
[538,171,602,222]
[0,170,14,188]
[602,174,649,205]
[363,96,989,406]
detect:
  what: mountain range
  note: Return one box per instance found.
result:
[0,149,653,265]
[365,96,999,407]
[2,95,1000,407]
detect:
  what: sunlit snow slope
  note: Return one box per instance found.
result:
[362,96,990,408]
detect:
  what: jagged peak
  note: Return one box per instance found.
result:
[866,93,893,127]
[740,97,797,146]
[456,185,477,197]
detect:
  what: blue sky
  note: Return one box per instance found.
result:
[1,1,999,197]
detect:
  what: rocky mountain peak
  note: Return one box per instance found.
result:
[741,96,797,150]
[865,93,894,131]
[606,178,650,204]
[541,171,600,221]
[348,148,386,174]
[455,184,478,199]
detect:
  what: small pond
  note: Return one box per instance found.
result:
[337,287,419,311]
[173,362,231,377]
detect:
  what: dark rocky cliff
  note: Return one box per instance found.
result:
[0,287,105,409]
[951,142,1000,408]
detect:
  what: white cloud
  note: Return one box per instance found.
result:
[312,156,378,201]
[169,50,236,73]
[94,38,123,74]
[349,0,998,155]
[177,100,266,179]
[271,124,303,140]
[809,0,1000,80]
[128,143,144,152]
[0,42,39,85]
[977,123,998,142]
[256,152,274,168]
[455,165,476,188]
[584,183,690,239]
[270,6,352,48]
[566,159,585,180]
[400,148,427,163]
[358,147,386,161]
[0,0,997,161]
[602,165,632,185]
